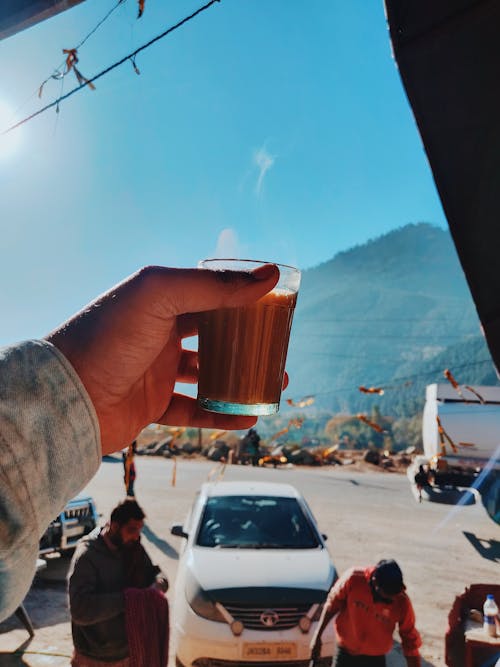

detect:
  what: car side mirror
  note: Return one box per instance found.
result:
[321,533,328,541]
[171,524,189,539]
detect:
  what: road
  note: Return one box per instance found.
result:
[1,456,499,666]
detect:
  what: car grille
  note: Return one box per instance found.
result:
[223,604,310,630]
[64,505,92,520]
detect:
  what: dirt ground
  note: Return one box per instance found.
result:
[0,454,498,666]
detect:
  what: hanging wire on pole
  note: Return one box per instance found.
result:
[75,0,127,50]
[13,0,128,115]
[2,0,220,137]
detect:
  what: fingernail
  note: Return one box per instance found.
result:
[253,263,278,280]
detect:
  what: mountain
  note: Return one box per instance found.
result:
[283,223,498,418]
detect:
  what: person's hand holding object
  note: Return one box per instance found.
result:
[47,264,280,455]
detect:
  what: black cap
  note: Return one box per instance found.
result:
[374,559,404,596]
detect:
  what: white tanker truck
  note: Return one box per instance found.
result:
[415,383,500,522]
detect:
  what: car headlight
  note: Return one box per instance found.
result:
[299,616,312,633]
[231,620,244,636]
[185,570,225,622]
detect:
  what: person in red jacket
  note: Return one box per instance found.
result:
[310,559,422,667]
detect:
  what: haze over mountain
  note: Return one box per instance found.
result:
[284,223,498,418]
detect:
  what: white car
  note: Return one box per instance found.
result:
[170,481,337,667]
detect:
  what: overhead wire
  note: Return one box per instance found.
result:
[2,0,220,136]
[298,316,476,323]
[295,332,477,339]
[294,357,494,399]
[10,0,128,121]
[74,0,127,51]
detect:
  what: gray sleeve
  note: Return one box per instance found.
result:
[0,340,101,622]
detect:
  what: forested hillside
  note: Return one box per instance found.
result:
[268,223,499,441]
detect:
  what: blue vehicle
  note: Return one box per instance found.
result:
[39,495,99,556]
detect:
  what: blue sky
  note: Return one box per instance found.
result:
[0,0,446,346]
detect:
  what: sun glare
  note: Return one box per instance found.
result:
[0,100,22,160]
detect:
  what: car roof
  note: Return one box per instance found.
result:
[200,481,302,499]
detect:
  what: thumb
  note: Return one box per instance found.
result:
[45,264,279,364]
[141,264,280,316]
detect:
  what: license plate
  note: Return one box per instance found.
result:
[65,525,85,537]
[242,643,297,660]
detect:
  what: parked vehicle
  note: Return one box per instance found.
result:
[170,481,337,667]
[39,494,99,556]
[423,384,500,470]
[415,383,500,522]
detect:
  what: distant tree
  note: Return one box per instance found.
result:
[391,414,423,451]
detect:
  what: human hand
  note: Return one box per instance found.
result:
[46,264,279,455]
[152,575,169,593]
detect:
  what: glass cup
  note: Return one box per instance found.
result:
[197,258,301,416]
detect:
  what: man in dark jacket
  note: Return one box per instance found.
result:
[241,428,261,466]
[68,498,168,666]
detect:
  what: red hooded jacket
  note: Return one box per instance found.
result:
[324,566,421,657]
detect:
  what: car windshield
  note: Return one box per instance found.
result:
[196,495,321,549]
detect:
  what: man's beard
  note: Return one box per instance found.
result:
[108,530,124,548]
[122,539,139,551]
[108,529,139,551]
